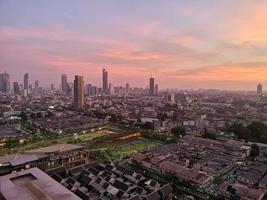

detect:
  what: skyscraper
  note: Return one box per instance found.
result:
[74,75,84,108]
[61,74,68,94]
[34,80,39,89]
[24,73,29,95]
[13,82,20,95]
[126,83,130,96]
[257,83,263,95]
[102,68,108,95]
[155,84,158,95]
[86,84,92,96]
[149,77,155,96]
[0,72,10,93]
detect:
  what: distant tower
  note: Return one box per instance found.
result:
[257,83,263,95]
[102,68,108,95]
[24,73,29,95]
[13,82,20,95]
[74,75,84,108]
[155,84,158,95]
[149,77,155,96]
[126,83,130,96]
[51,84,54,91]
[34,80,39,89]
[0,72,10,93]
[61,74,68,94]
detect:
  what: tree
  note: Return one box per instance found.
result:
[171,126,185,137]
[142,122,154,130]
[228,123,252,141]
[203,131,216,140]
[20,112,28,121]
[250,144,260,157]
[247,121,266,140]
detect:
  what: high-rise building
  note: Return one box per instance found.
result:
[102,68,108,95]
[126,83,130,95]
[86,84,92,96]
[149,77,155,96]
[155,84,158,95]
[61,74,68,94]
[109,83,114,95]
[13,82,20,95]
[29,84,33,94]
[257,83,263,95]
[24,73,29,95]
[34,80,39,89]
[92,86,98,96]
[67,83,73,97]
[0,72,10,93]
[74,75,84,108]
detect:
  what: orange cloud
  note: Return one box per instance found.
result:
[161,63,267,82]
[229,2,267,45]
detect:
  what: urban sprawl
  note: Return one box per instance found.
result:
[0,70,267,200]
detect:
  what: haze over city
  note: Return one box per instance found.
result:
[1,0,267,90]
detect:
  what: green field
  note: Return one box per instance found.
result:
[88,137,162,160]
[0,129,116,156]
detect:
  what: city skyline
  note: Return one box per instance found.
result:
[0,70,266,93]
[1,1,267,90]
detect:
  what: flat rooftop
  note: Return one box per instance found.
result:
[25,144,83,154]
[0,167,81,200]
[0,153,40,166]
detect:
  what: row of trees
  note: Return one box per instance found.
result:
[227,121,267,143]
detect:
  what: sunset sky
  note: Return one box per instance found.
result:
[1,0,267,90]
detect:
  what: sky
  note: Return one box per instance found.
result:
[1,0,267,90]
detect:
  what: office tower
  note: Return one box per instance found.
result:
[24,73,29,95]
[61,74,68,94]
[0,72,10,93]
[126,83,130,96]
[67,83,73,97]
[19,84,23,92]
[74,75,84,108]
[167,93,175,104]
[13,82,20,95]
[29,84,33,94]
[51,84,54,91]
[102,68,108,95]
[149,77,155,96]
[109,83,114,95]
[86,84,92,96]
[257,83,263,95]
[155,84,158,95]
[86,84,98,96]
[92,86,98,96]
[34,80,39,89]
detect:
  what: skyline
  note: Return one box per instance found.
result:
[1,1,267,90]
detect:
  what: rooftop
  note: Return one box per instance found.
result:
[0,154,41,166]
[0,167,81,200]
[25,144,83,154]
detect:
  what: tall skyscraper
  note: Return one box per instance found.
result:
[24,73,29,95]
[155,84,158,95]
[86,84,93,96]
[149,77,155,96]
[257,83,263,95]
[126,83,130,96]
[13,82,20,95]
[61,74,68,94]
[74,75,84,108]
[0,72,10,93]
[67,83,73,97]
[102,68,108,95]
[34,80,39,89]
[51,84,54,91]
